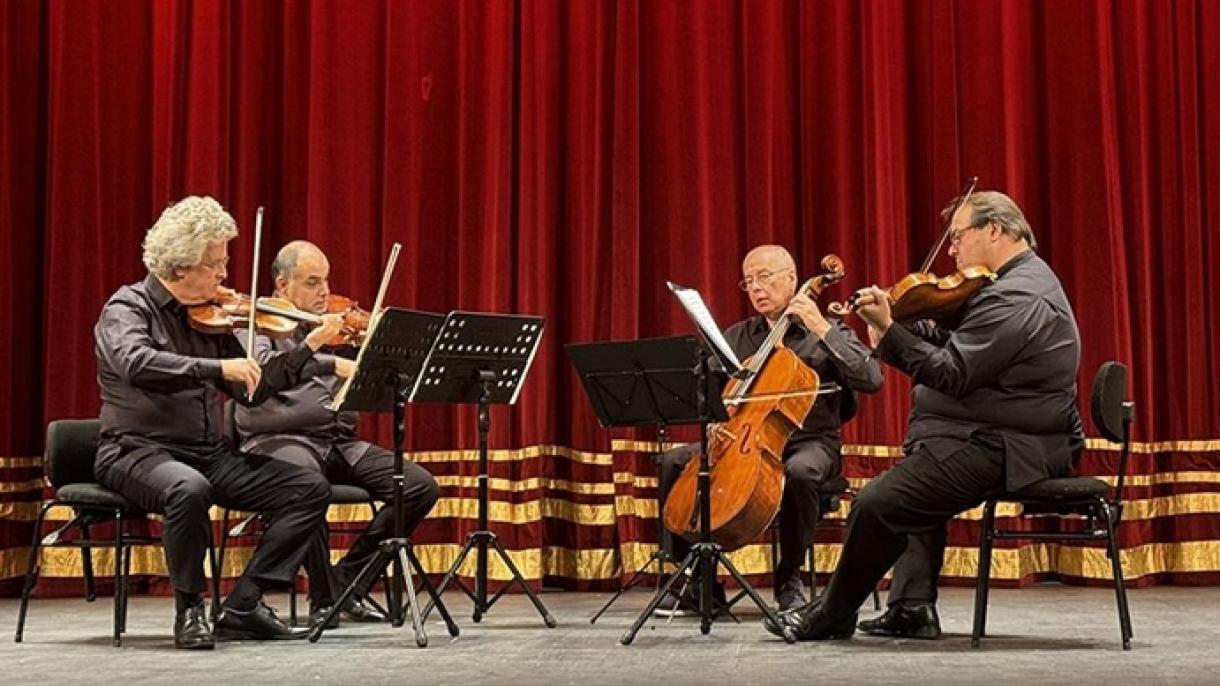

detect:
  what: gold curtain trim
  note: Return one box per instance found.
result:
[4,436,1220,470]
[611,491,1220,526]
[433,475,616,496]
[0,478,45,494]
[610,471,1220,495]
[429,497,617,526]
[8,540,1217,585]
[7,491,1220,527]
[617,540,1220,582]
[2,543,623,583]
[610,440,683,454]
[610,439,1220,457]
[615,473,659,488]
[409,444,612,467]
[1086,437,1220,453]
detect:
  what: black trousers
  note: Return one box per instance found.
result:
[658,436,839,589]
[884,527,947,607]
[95,439,331,599]
[818,437,1005,621]
[255,439,439,603]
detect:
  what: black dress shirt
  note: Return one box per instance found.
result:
[94,274,314,461]
[235,329,370,465]
[874,249,1084,490]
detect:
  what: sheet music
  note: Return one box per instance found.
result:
[666,281,742,373]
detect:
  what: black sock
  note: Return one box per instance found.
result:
[223,576,268,613]
[175,591,204,614]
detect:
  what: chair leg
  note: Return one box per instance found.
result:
[1103,504,1134,650]
[120,532,133,633]
[289,578,299,626]
[81,519,97,602]
[769,525,778,590]
[213,509,231,621]
[207,529,223,622]
[808,540,817,597]
[14,502,54,643]
[972,500,998,648]
[112,510,124,648]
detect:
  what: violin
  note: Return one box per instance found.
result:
[254,294,372,348]
[661,254,846,551]
[185,286,298,339]
[829,177,997,328]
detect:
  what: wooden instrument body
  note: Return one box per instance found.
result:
[886,265,997,328]
[661,346,819,551]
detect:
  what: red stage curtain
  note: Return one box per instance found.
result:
[2,0,1218,595]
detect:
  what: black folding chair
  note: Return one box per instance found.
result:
[972,361,1135,649]
[14,419,220,647]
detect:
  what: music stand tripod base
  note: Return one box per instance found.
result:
[413,311,555,628]
[306,308,461,647]
[565,335,794,644]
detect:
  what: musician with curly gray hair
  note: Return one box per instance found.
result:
[94,195,347,649]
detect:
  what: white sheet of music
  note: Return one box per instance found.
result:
[666,281,742,373]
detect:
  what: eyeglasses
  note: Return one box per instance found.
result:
[738,269,792,291]
[198,256,230,272]
[949,223,989,246]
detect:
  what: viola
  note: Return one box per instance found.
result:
[185,286,298,339]
[661,254,845,551]
[829,176,996,328]
[254,294,372,348]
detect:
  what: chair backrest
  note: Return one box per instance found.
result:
[45,419,101,487]
[1089,361,1135,505]
[1090,361,1129,443]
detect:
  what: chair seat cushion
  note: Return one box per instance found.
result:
[56,483,143,512]
[1014,477,1109,501]
[329,484,375,504]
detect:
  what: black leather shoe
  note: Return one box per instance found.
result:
[764,597,856,641]
[654,577,726,617]
[774,574,808,613]
[309,604,341,630]
[174,604,215,650]
[216,601,310,641]
[342,597,388,623]
[857,603,942,639]
[653,589,695,617]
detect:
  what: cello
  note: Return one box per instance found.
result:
[662,255,845,551]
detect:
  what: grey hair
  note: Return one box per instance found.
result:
[270,240,322,282]
[142,196,237,279]
[942,190,1037,250]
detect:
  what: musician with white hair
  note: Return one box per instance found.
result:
[94,195,346,649]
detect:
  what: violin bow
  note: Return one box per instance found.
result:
[368,242,402,322]
[245,206,265,400]
[919,176,978,274]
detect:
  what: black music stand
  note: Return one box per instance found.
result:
[565,336,701,624]
[307,307,460,648]
[417,311,555,627]
[623,284,796,644]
